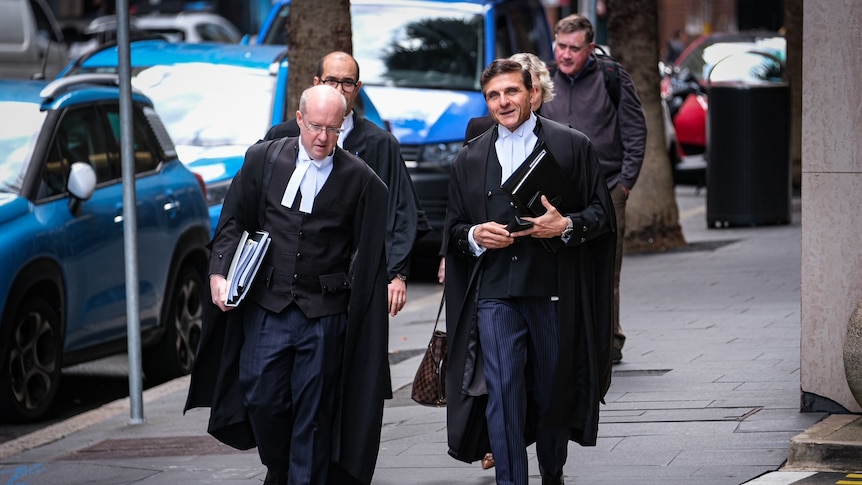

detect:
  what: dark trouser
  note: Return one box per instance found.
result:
[611,184,627,351]
[477,298,569,485]
[239,303,346,485]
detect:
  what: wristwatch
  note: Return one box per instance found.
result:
[560,216,574,239]
[395,273,408,282]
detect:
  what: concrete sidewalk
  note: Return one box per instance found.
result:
[0,187,856,485]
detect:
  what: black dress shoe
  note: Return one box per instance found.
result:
[612,347,622,365]
[541,473,564,485]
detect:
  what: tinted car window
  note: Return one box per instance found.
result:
[105,106,161,174]
[30,0,62,43]
[137,28,185,42]
[41,141,70,198]
[56,107,115,184]
[261,5,290,45]
[196,23,235,42]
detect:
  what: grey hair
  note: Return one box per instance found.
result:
[555,14,595,44]
[509,52,555,104]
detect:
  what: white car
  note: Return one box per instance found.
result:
[133,11,243,43]
[0,0,68,79]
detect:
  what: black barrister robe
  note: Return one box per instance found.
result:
[265,114,430,280]
[443,116,617,463]
[184,137,390,485]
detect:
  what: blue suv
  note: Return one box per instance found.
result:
[0,74,211,422]
[257,0,553,251]
[60,39,386,232]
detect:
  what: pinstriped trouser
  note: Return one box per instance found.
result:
[477,297,569,485]
[239,303,347,485]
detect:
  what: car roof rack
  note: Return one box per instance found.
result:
[40,73,121,99]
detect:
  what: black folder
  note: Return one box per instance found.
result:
[501,141,576,217]
[501,142,576,252]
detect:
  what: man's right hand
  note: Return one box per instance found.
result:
[210,274,234,313]
[474,221,515,249]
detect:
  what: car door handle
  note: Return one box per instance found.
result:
[163,200,180,212]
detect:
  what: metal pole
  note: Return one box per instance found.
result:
[116,0,145,425]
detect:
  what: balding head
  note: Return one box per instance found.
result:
[296,85,347,160]
[299,84,347,116]
[313,51,363,114]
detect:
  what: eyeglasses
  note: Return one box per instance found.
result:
[302,120,343,137]
[321,78,358,93]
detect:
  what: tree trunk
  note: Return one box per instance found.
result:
[287,0,352,115]
[607,0,686,252]
[785,0,802,190]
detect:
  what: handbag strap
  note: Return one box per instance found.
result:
[433,289,445,332]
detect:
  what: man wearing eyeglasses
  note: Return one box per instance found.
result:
[186,85,391,485]
[265,51,429,318]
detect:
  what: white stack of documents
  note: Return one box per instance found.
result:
[225,230,271,307]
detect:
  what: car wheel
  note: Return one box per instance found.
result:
[0,296,62,422]
[143,265,204,384]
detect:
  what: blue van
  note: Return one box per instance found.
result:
[257,0,553,252]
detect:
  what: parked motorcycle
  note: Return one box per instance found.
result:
[661,66,708,185]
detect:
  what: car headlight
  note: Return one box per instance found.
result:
[205,179,232,207]
[420,142,461,168]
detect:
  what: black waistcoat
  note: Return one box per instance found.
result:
[249,150,358,319]
[478,133,559,299]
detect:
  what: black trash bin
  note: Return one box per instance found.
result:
[706,51,791,228]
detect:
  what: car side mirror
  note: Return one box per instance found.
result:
[67,162,96,214]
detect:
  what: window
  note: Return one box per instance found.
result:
[196,24,237,43]
[30,0,61,43]
[353,4,483,90]
[55,107,114,184]
[40,141,70,199]
[105,106,161,174]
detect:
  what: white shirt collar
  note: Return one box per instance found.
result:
[298,141,334,169]
[338,111,355,148]
[497,112,537,139]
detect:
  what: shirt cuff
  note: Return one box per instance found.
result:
[468,225,486,257]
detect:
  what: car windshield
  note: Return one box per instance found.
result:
[0,102,44,193]
[680,35,785,83]
[352,4,483,89]
[131,63,275,148]
[261,4,483,90]
[286,4,484,91]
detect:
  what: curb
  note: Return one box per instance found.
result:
[785,414,862,472]
[0,375,191,460]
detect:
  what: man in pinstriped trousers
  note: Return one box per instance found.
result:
[443,59,616,485]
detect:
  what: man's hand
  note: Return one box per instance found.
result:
[210,274,235,313]
[509,195,569,239]
[388,277,407,316]
[474,221,516,249]
[621,185,630,198]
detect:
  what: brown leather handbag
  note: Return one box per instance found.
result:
[411,293,447,407]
